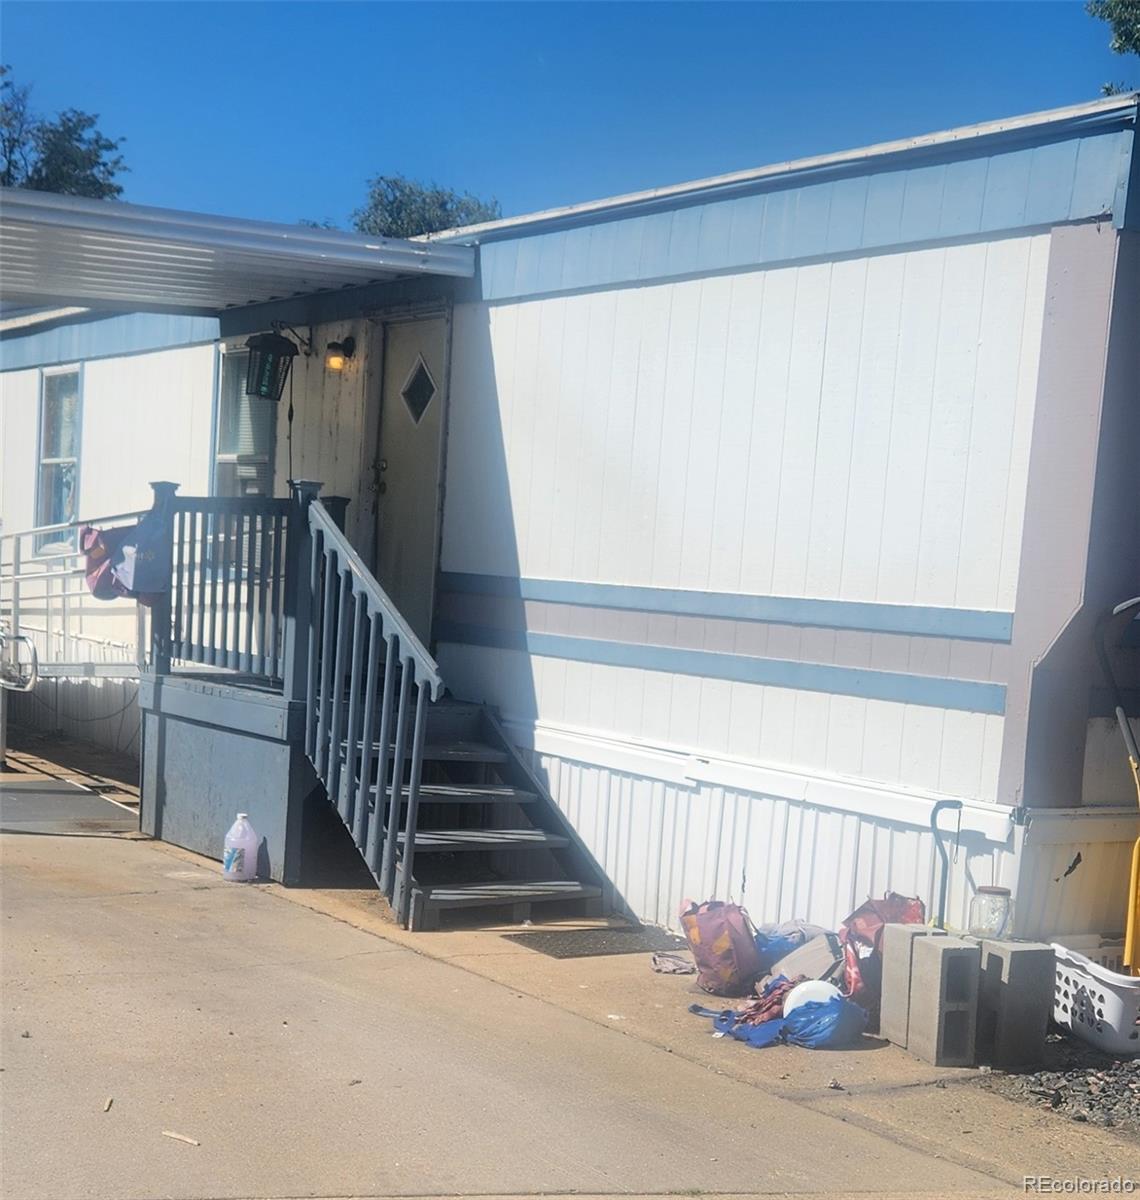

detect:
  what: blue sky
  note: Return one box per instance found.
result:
[2,2,1132,226]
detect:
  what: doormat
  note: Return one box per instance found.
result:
[501,926,687,959]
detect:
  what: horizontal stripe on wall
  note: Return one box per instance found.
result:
[439,573,1013,643]
[436,593,1010,685]
[476,124,1133,302]
[0,313,220,372]
[435,621,1007,715]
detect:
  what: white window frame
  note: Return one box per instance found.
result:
[34,364,83,554]
[213,347,277,498]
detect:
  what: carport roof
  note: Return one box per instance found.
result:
[0,188,476,317]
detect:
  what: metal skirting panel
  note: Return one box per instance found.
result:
[9,677,140,760]
[517,743,1018,934]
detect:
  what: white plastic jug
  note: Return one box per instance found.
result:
[222,813,259,882]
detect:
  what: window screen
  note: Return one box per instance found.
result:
[214,351,277,498]
[35,369,81,549]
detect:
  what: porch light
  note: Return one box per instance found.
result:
[244,332,298,401]
[325,337,356,372]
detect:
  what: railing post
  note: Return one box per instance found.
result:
[149,481,180,674]
[282,480,323,703]
[11,539,21,642]
[322,496,349,533]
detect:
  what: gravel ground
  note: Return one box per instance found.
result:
[976,1031,1140,1135]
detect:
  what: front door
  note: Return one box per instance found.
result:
[372,314,449,644]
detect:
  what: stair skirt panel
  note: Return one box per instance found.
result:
[506,728,1019,935]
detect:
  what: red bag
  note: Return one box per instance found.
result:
[679,899,764,996]
[82,525,132,601]
[838,893,925,1019]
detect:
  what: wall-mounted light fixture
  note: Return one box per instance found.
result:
[325,336,356,372]
[244,332,299,401]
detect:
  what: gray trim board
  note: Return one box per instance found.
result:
[438,572,1013,642]
[436,621,1006,715]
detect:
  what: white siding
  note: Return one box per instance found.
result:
[443,235,1050,611]
[81,345,215,515]
[441,642,1006,802]
[0,368,42,536]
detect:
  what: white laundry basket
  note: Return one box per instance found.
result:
[1052,942,1140,1055]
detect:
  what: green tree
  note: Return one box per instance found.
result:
[352,175,500,238]
[0,66,126,198]
[1087,0,1139,92]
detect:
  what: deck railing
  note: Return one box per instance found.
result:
[303,497,444,925]
[166,493,293,678]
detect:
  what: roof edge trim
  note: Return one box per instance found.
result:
[425,93,1139,245]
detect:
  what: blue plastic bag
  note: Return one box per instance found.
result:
[690,996,868,1050]
[753,931,801,972]
[781,997,868,1048]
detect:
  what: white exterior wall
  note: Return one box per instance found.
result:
[2,342,216,759]
[0,368,42,535]
[80,345,215,513]
[439,234,1052,930]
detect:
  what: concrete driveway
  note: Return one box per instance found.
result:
[0,797,1131,1200]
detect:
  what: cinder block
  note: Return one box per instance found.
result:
[907,936,980,1067]
[976,940,1055,1069]
[880,924,947,1049]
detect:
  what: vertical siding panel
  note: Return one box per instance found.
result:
[623,285,673,584]
[913,241,988,605]
[771,263,831,595]
[938,157,989,239]
[739,265,797,594]
[980,147,1034,229]
[954,238,1032,608]
[875,247,946,602]
[899,164,947,243]
[678,276,732,589]
[595,290,644,581]
[1070,131,1127,217]
[569,291,619,579]
[707,272,764,593]
[838,254,907,600]
[996,234,1051,608]
[524,297,568,577]
[1024,141,1080,227]
[649,282,701,587]
[804,257,867,599]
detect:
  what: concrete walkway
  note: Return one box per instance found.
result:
[2,817,1136,1200]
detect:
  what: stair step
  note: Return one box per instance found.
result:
[406,783,537,805]
[415,879,603,906]
[398,828,569,852]
[342,740,508,764]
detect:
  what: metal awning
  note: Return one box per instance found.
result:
[0,188,475,316]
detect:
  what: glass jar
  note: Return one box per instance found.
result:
[968,886,1013,938]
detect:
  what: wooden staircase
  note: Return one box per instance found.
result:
[296,497,614,930]
[337,698,610,931]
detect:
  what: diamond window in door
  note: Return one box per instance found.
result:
[400,355,437,425]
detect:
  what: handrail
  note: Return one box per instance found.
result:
[309,500,442,699]
[0,509,147,545]
[304,495,444,927]
[0,630,38,692]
